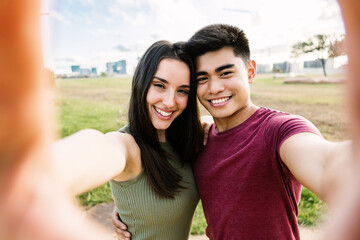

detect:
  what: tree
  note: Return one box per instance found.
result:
[291,34,346,77]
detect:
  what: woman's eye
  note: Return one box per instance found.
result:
[153,83,165,89]
[178,89,189,95]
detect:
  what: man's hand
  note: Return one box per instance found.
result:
[111,207,131,240]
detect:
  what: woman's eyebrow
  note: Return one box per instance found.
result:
[154,76,190,88]
[153,76,168,83]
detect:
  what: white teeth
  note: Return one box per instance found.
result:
[155,107,172,117]
[211,97,230,104]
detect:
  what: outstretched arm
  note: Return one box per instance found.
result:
[0,0,114,239]
[51,129,128,196]
[324,0,360,239]
[280,133,353,206]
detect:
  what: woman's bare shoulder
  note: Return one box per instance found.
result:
[105,131,142,181]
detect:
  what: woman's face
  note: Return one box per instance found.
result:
[146,58,190,141]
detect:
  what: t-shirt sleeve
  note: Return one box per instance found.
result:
[265,113,323,163]
[276,114,322,153]
[265,113,323,183]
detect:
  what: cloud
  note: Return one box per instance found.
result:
[87,28,123,38]
[318,2,342,21]
[114,0,149,9]
[222,8,254,14]
[79,0,94,6]
[115,44,131,52]
[49,9,70,24]
[108,6,149,26]
[150,33,162,40]
[55,57,77,63]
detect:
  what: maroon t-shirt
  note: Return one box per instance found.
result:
[193,107,322,240]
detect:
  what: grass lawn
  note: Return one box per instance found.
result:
[55,74,347,234]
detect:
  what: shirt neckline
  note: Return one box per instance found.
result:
[212,107,265,136]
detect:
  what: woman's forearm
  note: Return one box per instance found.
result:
[51,129,126,196]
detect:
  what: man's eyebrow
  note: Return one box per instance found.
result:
[215,64,235,72]
[196,64,235,76]
[196,71,208,77]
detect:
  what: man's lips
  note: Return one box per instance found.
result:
[208,96,231,105]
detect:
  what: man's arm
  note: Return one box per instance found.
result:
[324,1,360,239]
[280,132,353,206]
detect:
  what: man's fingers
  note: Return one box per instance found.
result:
[203,124,210,145]
[111,207,127,229]
[200,115,213,145]
[113,226,131,240]
[111,207,131,239]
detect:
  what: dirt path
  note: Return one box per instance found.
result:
[84,202,324,240]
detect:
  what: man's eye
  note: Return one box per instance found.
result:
[221,71,232,77]
[197,77,208,82]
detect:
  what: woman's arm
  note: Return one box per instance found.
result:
[0,0,114,239]
[51,129,129,196]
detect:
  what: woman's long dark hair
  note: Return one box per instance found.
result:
[128,40,203,198]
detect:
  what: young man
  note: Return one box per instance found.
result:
[183,24,352,240]
[113,24,353,240]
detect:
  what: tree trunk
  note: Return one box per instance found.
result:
[319,58,327,77]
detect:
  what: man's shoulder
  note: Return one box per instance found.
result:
[257,108,318,137]
[260,107,306,124]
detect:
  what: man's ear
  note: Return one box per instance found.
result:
[247,60,256,83]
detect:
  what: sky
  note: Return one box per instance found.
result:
[40,0,346,74]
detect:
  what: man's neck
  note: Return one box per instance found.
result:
[214,103,259,132]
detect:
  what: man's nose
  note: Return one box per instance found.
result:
[208,78,225,94]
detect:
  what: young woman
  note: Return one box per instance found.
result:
[52,40,204,240]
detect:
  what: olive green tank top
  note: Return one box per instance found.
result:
[109,125,200,240]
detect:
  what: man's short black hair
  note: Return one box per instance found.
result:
[184,24,250,64]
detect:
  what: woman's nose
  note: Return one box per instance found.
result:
[162,90,176,108]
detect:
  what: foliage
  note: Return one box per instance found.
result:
[298,188,327,226]
[78,182,113,207]
[291,34,346,77]
[328,35,346,57]
[191,202,207,235]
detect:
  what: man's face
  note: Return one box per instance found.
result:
[195,46,255,121]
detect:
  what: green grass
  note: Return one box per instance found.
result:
[298,188,327,226]
[56,74,347,234]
